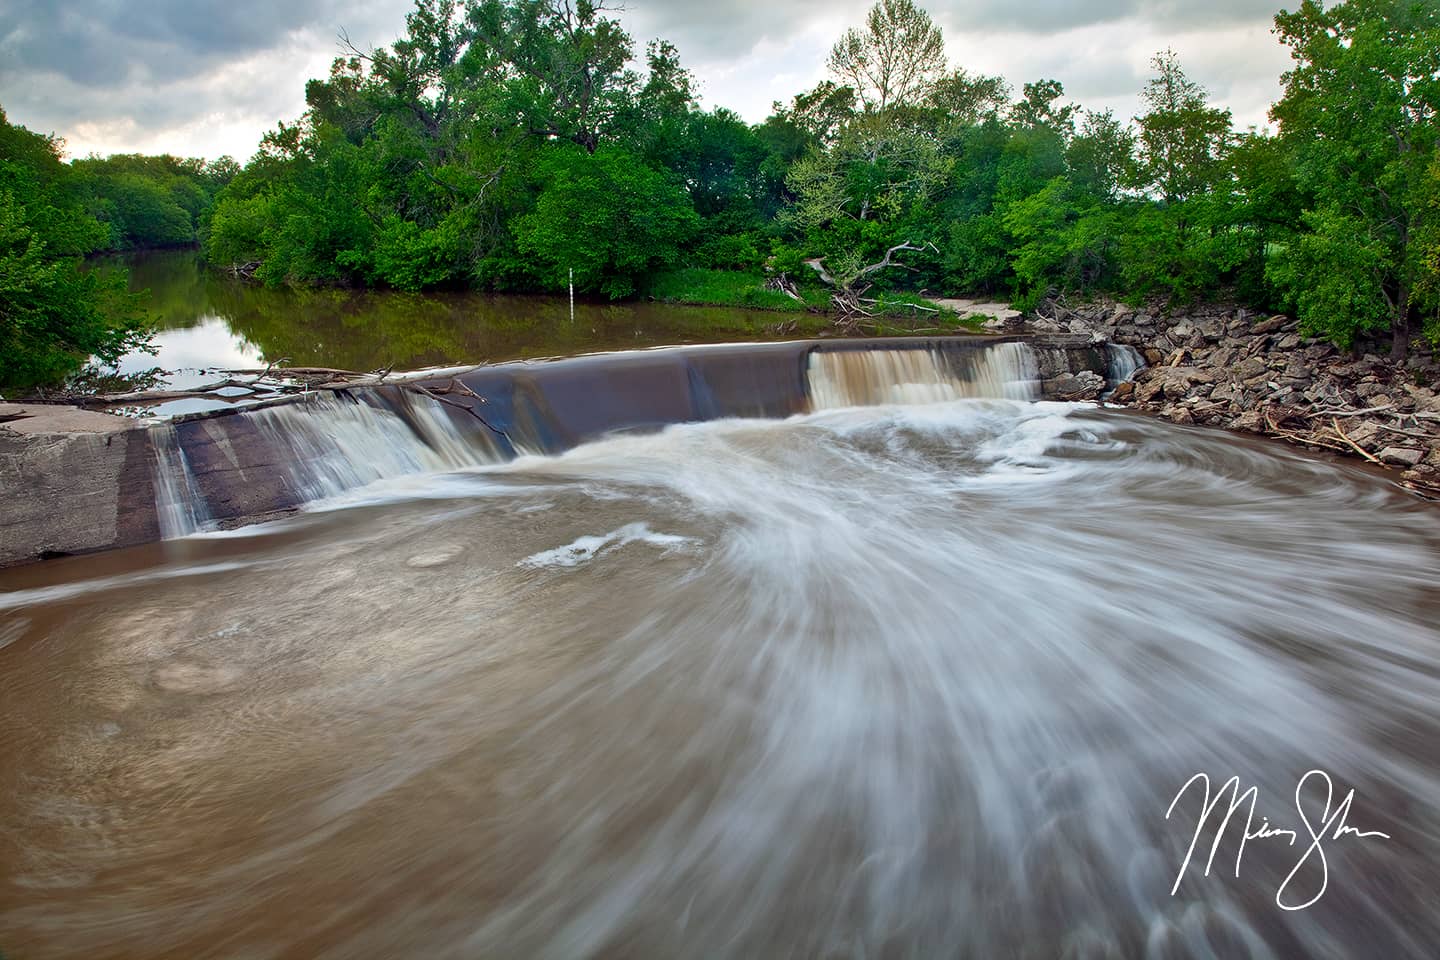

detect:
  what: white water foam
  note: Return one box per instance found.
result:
[151,423,213,539]
[250,393,505,504]
[806,342,1038,409]
[519,523,700,569]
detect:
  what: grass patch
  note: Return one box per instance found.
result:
[644,269,988,337]
[863,292,986,332]
[645,268,827,312]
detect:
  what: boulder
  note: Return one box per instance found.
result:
[1252,315,1288,335]
[1234,357,1268,381]
[1378,446,1425,467]
[1044,371,1106,400]
[1232,411,1265,432]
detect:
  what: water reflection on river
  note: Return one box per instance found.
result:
[2,400,1439,958]
[110,250,822,384]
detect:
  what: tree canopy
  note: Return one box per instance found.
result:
[6,0,1440,394]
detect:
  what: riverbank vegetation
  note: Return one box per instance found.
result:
[2,0,1438,394]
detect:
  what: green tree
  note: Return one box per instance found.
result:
[467,0,638,153]
[514,146,698,297]
[1268,0,1440,356]
[0,109,149,394]
[1134,50,1233,204]
[1009,79,1077,140]
[826,0,947,114]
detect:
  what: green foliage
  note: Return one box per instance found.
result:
[1002,178,1118,308]
[827,0,947,114]
[514,147,698,298]
[644,268,816,311]
[1269,0,1440,354]
[45,0,1431,363]
[71,153,235,250]
[0,109,150,393]
[1134,50,1233,203]
[1268,206,1394,348]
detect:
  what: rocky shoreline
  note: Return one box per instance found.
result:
[1006,297,1440,500]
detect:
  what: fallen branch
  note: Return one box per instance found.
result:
[409,383,508,439]
[851,241,938,283]
[1311,404,1396,418]
[1330,418,1385,465]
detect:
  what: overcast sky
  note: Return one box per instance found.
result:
[0,0,1295,161]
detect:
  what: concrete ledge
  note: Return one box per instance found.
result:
[0,336,1123,569]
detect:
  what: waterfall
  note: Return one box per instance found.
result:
[250,392,505,503]
[806,342,1039,410]
[1104,344,1146,391]
[151,424,212,540]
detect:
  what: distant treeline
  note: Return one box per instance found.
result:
[0,108,237,391]
[73,153,238,251]
[2,0,1438,394]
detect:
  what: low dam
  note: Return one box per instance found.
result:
[2,335,1123,566]
[2,333,1439,959]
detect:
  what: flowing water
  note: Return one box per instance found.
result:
[3,346,1440,958]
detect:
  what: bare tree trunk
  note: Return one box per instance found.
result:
[1391,308,1412,362]
[1392,280,1412,362]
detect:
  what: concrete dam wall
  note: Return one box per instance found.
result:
[0,336,1136,568]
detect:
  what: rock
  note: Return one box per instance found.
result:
[1196,317,1227,341]
[1135,376,1166,403]
[1044,371,1105,400]
[1252,315,1288,335]
[1167,407,1195,425]
[1276,333,1302,351]
[1211,382,1241,403]
[1378,446,1424,467]
[1344,421,1383,448]
[1110,381,1135,400]
[1235,357,1268,381]
[1282,361,1314,383]
[1144,348,1165,366]
[1355,381,1389,400]
[1233,411,1265,433]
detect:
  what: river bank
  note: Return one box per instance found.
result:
[1009,297,1440,499]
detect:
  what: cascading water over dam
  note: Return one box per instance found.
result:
[806,341,1038,408]
[144,339,1072,536]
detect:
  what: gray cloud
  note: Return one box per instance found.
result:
[940,0,1281,34]
[622,0,849,63]
[0,0,1293,158]
[0,1,374,86]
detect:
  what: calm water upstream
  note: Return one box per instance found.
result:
[106,250,825,386]
[2,342,1440,957]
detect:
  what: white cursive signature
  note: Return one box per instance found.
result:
[1165,769,1392,910]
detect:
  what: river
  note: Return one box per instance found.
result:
[2,277,1439,958]
[108,250,829,387]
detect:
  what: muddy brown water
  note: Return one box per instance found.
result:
[104,250,834,388]
[3,390,1440,956]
